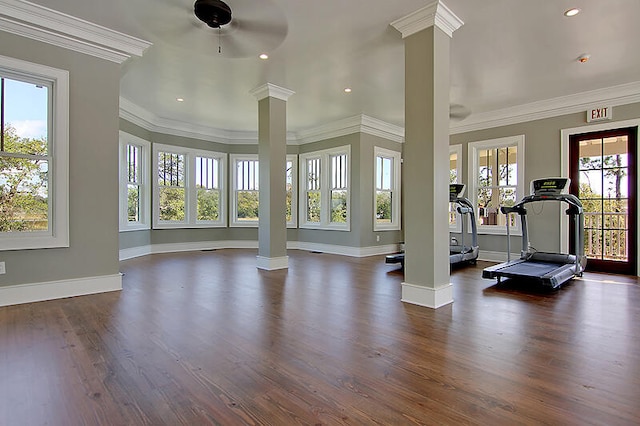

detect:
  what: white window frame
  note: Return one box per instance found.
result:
[468,135,525,235]
[299,145,351,231]
[153,143,227,229]
[449,144,463,233]
[119,132,150,231]
[230,154,259,227]
[286,154,298,228]
[373,146,401,231]
[0,55,69,251]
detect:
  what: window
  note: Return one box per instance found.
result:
[374,147,401,231]
[286,155,297,228]
[231,155,259,226]
[468,135,525,234]
[119,132,150,231]
[0,55,69,250]
[299,146,350,230]
[153,144,226,228]
[449,144,462,232]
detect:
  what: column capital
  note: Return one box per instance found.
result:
[391,0,463,39]
[250,83,295,101]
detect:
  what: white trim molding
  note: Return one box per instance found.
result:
[560,118,640,277]
[391,0,464,39]
[256,256,289,271]
[250,83,295,102]
[120,241,399,261]
[0,273,122,307]
[401,282,453,309]
[452,81,640,135]
[0,0,151,63]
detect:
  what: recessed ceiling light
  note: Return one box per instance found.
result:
[176,98,184,102]
[344,88,352,93]
[259,53,269,60]
[564,8,580,17]
[578,54,591,63]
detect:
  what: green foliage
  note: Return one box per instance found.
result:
[376,191,392,223]
[331,190,347,223]
[158,187,185,221]
[198,188,219,221]
[237,191,259,220]
[127,186,139,222]
[0,126,48,232]
[307,191,321,222]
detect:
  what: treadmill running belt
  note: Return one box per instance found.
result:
[499,261,562,278]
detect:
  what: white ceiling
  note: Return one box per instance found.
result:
[22,0,640,135]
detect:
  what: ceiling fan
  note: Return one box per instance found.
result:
[190,0,288,57]
[132,0,288,58]
[449,104,471,121]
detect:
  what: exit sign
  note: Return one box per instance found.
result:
[587,106,612,122]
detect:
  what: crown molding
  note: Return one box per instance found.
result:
[121,80,640,144]
[450,80,640,134]
[0,0,151,63]
[121,98,404,145]
[391,0,463,39]
[297,114,404,144]
[250,83,295,101]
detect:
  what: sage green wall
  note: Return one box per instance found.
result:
[118,122,402,251]
[450,102,640,254]
[0,31,121,286]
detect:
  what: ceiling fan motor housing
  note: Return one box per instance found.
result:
[194,0,232,28]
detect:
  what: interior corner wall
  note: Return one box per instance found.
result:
[450,102,640,254]
[0,31,121,286]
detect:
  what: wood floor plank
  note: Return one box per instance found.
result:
[1,249,639,425]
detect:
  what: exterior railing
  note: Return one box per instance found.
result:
[584,211,628,261]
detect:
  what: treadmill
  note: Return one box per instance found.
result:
[385,184,479,267]
[448,184,479,265]
[482,177,587,288]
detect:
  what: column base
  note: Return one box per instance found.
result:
[401,281,453,309]
[256,255,289,271]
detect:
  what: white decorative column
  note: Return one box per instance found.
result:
[391,1,463,308]
[250,83,295,270]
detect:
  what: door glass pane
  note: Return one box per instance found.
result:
[603,136,628,167]
[578,138,602,168]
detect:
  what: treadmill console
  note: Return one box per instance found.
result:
[450,184,466,202]
[530,178,570,196]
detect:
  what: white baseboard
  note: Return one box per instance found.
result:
[287,241,398,257]
[120,241,398,260]
[478,250,518,263]
[0,273,122,307]
[256,255,289,270]
[401,281,453,309]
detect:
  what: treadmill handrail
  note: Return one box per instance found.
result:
[501,193,583,215]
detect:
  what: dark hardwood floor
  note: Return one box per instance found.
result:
[1,249,639,425]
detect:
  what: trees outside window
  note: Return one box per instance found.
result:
[153,144,226,228]
[374,147,401,231]
[299,146,350,231]
[119,132,150,231]
[468,135,525,235]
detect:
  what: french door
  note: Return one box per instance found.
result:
[569,127,637,275]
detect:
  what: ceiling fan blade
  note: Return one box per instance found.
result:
[449,104,471,121]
